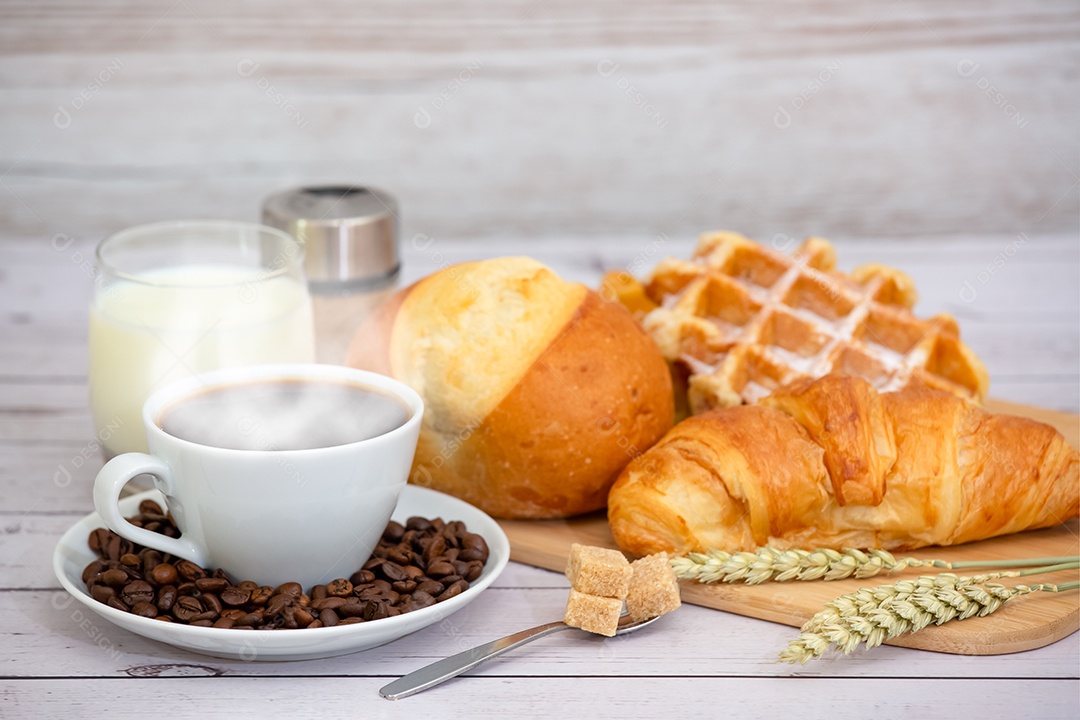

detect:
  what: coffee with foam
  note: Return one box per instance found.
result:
[158,378,411,451]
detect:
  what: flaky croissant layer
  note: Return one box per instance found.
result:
[608,376,1079,555]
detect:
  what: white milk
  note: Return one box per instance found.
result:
[89,264,315,456]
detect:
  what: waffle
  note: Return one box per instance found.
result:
[605,231,989,412]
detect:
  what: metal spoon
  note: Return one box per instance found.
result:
[380,612,663,700]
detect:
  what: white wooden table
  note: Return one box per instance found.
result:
[1,234,1077,718]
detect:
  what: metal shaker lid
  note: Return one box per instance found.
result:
[261,185,399,289]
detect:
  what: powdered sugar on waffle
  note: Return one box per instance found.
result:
[640,232,989,411]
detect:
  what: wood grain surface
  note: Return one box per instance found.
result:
[497,398,1080,656]
[0,235,1076,715]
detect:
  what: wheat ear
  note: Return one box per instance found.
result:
[778,562,1080,664]
[671,547,1080,585]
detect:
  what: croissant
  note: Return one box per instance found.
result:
[608,376,1079,555]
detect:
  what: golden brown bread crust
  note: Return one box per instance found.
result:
[608,376,1079,555]
[347,257,674,518]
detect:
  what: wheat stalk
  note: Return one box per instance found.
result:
[778,562,1080,664]
[670,547,1079,585]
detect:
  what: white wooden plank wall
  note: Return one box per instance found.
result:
[0,1,1077,241]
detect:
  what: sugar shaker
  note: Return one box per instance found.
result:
[262,185,400,364]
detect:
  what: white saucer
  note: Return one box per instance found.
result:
[53,485,510,661]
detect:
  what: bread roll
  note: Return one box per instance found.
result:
[347,257,674,518]
[608,376,1078,555]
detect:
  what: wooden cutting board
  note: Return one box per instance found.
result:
[496,398,1080,655]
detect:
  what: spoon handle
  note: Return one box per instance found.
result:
[380,620,572,700]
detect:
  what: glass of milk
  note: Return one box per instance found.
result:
[89,220,316,457]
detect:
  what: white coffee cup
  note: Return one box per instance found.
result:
[92,364,423,589]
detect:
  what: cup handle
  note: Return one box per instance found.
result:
[92,453,210,567]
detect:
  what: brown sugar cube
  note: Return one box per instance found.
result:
[565,543,632,599]
[564,588,623,637]
[626,552,681,622]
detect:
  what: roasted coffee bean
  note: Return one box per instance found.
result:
[176,560,206,581]
[150,563,178,586]
[362,600,389,621]
[130,601,158,618]
[88,528,110,554]
[423,535,446,563]
[156,585,178,612]
[249,586,273,606]
[386,548,412,566]
[121,580,155,606]
[416,579,444,596]
[103,534,124,561]
[140,549,162,574]
[219,586,250,607]
[90,585,116,604]
[201,593,223,615]
[380,562,408,582]
[81,511,489,630]
[100,568,129,588]
[195,577,228,593]
[349,569,376,586]
[266,593,293,616]
[338,601,365,619]
[311,596,347,611]
[275,582,302,599]
[139,500,164,515]
[460,533,490,562]
[82,559,108,585]
[382,520,405,543]
[235,613,262,628]
[172,596,203,621]
[436,580,468,603]
[391,580,417,594]
[326,578,353,597]
[426,561,455,578]
[406,516,432,532]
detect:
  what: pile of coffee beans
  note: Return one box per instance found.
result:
[81,499,490,630]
